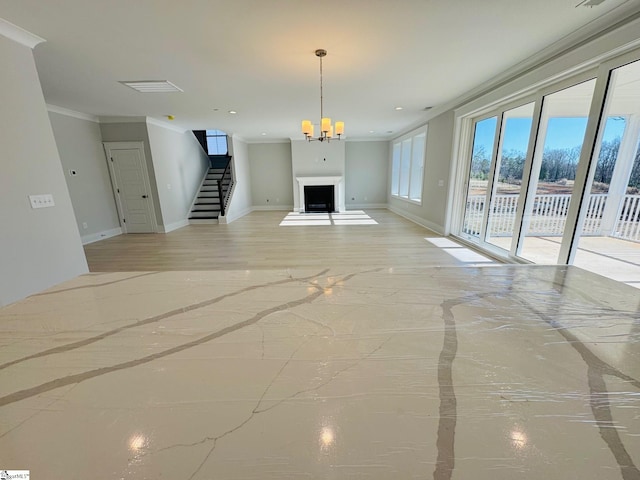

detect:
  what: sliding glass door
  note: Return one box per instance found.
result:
[456,49,640,285]
[462,117,498,238]
[485,103,535,252]
[517,79,597,263]
[458,79,598,262]
[461,103,535,252]
[572,59,640,283]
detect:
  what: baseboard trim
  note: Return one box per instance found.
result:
[189,218,218,225]
[347,203,388,210]
[81,227,122,245]
[387,205,444,235]
[219,206,253,224]
[252,205,294,211]
[159,219,190,233]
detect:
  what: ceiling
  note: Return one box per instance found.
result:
[1,0,638,142]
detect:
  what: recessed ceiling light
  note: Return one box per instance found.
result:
[120,80,183,93]
[395,106,403,111]
[261,132,267,136]
[369,130,375,134]
[229,110,237,114]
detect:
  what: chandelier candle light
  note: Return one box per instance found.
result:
[302,49,344,142]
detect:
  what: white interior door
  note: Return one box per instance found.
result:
[104,142,157,233]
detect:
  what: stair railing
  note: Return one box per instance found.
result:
[217,157,233,217]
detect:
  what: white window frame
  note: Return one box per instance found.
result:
[450,47,640,266]
[391,143,401,196]
[450,71,597,261]
[390,126,428,205]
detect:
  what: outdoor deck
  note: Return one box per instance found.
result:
[463,192,640,287]
[490,235,640,288]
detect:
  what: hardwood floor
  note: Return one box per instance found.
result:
[84,209,493,271]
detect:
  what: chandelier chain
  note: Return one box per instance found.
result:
[319,53,324,121]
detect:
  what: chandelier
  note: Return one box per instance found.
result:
[301,49,344,142]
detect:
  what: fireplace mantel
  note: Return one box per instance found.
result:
[296,176,345,213]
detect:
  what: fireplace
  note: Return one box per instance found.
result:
[296,176,345,213]
[304,185,335,212]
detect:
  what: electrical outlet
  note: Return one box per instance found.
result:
[29,194,55,209]
[82,222,88,229]
[438,179,444,187]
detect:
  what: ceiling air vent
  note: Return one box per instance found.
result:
[120,80,183,93]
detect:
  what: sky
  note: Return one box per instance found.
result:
[473,115,627,158]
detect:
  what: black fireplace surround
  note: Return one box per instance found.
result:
[304,185,335,213]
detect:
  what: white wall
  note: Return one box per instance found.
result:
[0,35,88,306]
[223,136,252,222]
[248,141,387,212]
[48,111,121,242]
[388,112,453,234]
[146,122,209,231]
[345,141,389,208]
[248,142,293,209]
[290,140,345,211]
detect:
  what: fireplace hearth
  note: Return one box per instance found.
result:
[304,185,335,213]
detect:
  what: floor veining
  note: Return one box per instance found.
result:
[0,264,638,479]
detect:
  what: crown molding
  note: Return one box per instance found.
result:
[47,104,99,123]
[98,116,147,124]
[0,18,46,49]
[344,137,391,143]
[245,138,291,144]
[392,2,640,140]
[145,117,187,134]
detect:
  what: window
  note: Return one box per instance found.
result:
[485,103,534,250]
[462,116,498,237]
[391,143,401,196]
[410,133,426,201]
[399,138,411,197]
[451,46,640,286]
[518,79,596,263]
[390,128,427,202]
[205,130,228,155]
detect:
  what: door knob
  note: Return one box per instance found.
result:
[142,195,148,198]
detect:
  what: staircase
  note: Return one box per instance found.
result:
[190,131,233,223]
[189,167,229,222]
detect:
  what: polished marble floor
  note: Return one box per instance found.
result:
[0,263,638,479]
